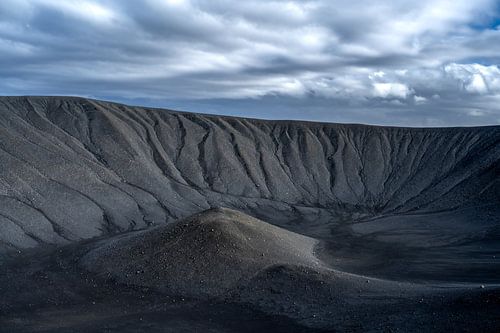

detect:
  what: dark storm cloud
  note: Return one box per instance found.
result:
[0,0,499,125]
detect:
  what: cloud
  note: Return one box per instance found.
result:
[372,83,412,99]
[414,95,428,104]
[444,63,500,94]
[0,0,499,125]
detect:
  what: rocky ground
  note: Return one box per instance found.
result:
[1,208,499,332]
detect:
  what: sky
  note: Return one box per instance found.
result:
[1,0,500,126]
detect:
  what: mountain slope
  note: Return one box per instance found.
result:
[0,96,499,252]
[81,207,321,298]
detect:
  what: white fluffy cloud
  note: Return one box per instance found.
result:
[444,63,500,94]
[372,83,412,99]
[0,0,499,125]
